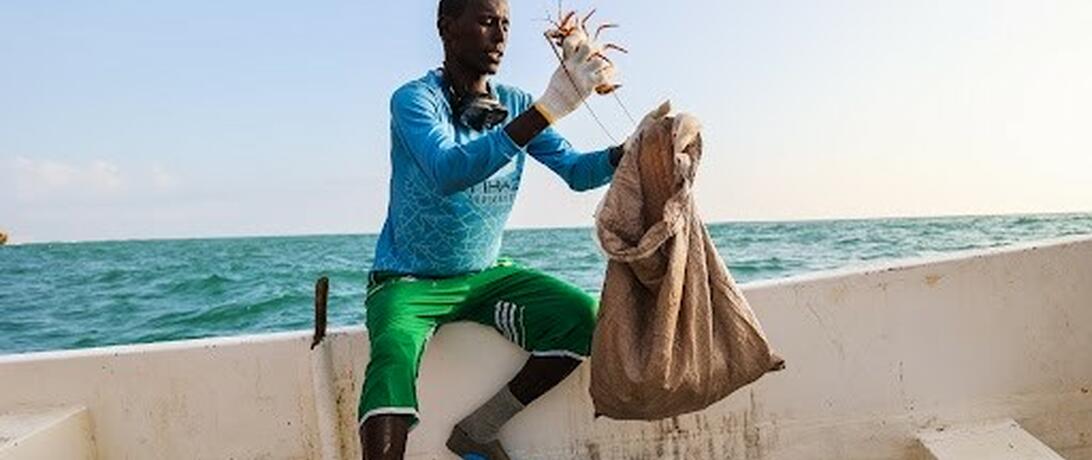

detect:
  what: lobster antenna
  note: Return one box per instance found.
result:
[613,91,638,127]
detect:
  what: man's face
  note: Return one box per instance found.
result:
[441,0,510,76]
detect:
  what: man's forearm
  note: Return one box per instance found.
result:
[504,107,551,147]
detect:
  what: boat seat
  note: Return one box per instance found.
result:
[917,418,1064,460]
[0,406,95,460]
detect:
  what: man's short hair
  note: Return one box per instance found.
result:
[438,0,470,21]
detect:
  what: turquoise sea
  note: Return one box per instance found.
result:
[1,213,1090,355]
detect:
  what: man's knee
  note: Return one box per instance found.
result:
[563,293,598,337]
[540,293,597,352]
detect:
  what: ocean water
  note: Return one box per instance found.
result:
[1,213,1090,355]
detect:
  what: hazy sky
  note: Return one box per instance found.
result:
[2,1,1090,243]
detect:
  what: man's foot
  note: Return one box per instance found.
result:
[446,425,512,460]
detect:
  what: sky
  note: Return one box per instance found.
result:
[2,0,1090,243]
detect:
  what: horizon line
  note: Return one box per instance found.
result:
[5,209,1090,246]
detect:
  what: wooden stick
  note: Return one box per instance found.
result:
[312,277,329,350]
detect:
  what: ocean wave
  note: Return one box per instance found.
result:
[165,274,239,295]
[141,292,312,337]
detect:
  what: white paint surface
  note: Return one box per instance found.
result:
[1,236,1091,459]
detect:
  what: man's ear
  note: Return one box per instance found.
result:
[437,16,453,43]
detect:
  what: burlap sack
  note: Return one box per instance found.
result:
[591,112,785,420]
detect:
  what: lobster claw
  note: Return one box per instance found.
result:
[595,83,622,95]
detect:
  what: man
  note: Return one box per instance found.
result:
[358,0,638,458]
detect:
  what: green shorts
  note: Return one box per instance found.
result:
[358,260,598,426]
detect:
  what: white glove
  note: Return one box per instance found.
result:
[623,100,673,155]
[534,29,616,124]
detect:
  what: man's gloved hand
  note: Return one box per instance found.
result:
[623,100,673,157]
[534,29,616,124]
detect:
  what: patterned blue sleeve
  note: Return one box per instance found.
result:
[525,127,616,191]
[390,83,522,195]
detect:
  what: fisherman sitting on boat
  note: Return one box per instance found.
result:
[357,0,638,459]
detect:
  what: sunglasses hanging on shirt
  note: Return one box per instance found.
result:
[441,68,509,131]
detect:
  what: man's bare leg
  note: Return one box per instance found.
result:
[360,415,411,460]
[507,355,581,404]
[447,356,581,459]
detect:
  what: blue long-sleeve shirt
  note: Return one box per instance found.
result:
[371,69,616,277]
